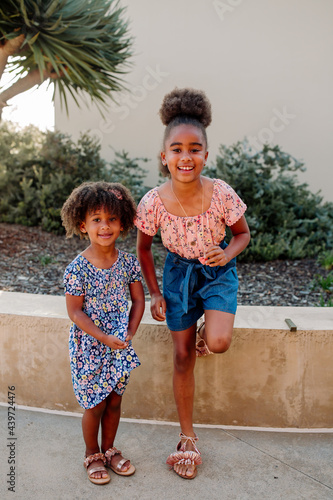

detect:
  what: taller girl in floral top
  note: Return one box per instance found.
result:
[62,181,145,485]
[136,88,250,480]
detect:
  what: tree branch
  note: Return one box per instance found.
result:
[0,35,25,80]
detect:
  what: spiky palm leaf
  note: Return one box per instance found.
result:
[0,0,132,112]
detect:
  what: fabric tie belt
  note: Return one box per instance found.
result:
[167,254,220,314]
[166,240,231,314]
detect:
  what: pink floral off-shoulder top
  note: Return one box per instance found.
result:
[135,179,247,262]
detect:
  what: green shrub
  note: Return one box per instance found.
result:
[0,122,45,165]
[0,127,109,232]
[318,251,333,271]
[107,150,148,204]
[311,272,333,307]
[0,123,45,227]
[205,140,333,261]
[37,254,56,266]
[310,253,333,306]
[0,124,148,233]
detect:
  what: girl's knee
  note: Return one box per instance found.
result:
[204,310,234,354]
[88,398,107,418]
[207,335,232,354]
[105,391,122,411]
[174,348,195,372]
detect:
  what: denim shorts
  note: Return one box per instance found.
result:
[163,241,238,332]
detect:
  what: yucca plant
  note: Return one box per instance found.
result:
[0,0,133,118]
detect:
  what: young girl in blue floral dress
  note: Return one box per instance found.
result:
[62,181,145,485]
[136,88,251,480]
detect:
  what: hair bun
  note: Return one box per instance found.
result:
[159,88,212,128]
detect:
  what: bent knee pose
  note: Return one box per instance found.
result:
[62,181,145,485]
[136,88,250,479]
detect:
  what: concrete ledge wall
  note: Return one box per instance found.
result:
[1,291,332,428]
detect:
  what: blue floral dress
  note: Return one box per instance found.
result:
[63,250,142,409]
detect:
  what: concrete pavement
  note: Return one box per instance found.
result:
[1,406,332,500]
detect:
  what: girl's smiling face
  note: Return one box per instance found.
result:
[80,207,122,247]
[161,124,209,183]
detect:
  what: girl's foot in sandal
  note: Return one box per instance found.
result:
[105,447,136,476]
[84,453,111,485]
[196,319,213,357]
[166,433,202,479]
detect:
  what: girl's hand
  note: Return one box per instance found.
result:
[151,293,167,321]
[104,334,128,350]
[125,330,134,342]
[203,245,229,267]
[202,217,251,267]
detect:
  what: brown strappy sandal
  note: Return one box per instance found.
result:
[166,433,202,479]
[196,320,213,357]
[105,447,136,476]
[83,452,110,485]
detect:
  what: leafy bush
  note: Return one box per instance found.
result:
[0,123,148,233]
[0,122,45,224]
[0,127,108,232]
[205,140,333,261]
[318,250,333,271]
[311,266,333,307]
[107,150,148,204]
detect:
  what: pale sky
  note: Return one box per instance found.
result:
[1,72,54,131]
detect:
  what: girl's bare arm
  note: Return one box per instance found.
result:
[136,230,166,321]
[126,280,145,341]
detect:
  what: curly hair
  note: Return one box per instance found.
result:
[61,181,136,239]
[159,88,212,177]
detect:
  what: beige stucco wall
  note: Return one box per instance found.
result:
[55,0,333,201]
[1,291,332,428]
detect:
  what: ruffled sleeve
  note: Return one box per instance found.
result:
[63,257,85,296]
[135,188,161,236]
[215,179,247,226]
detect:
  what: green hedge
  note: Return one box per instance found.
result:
[204,140,333,261]
[0,123,147,233]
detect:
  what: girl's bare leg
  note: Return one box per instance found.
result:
[200,310,235,353]
[171,324,197,478]
[82,399,109,480]
[101,391,131,472]
[169,312,234,477]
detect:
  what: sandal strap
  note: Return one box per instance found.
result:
[177,432,201,455]
[166,450,202,468]
[84,452,106,469]
[196,320,213,357]
[196,339,212,357]
[197,319,205,338]
[114,457,129,471]
[105,447,122,461]
[87,465,107,477]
